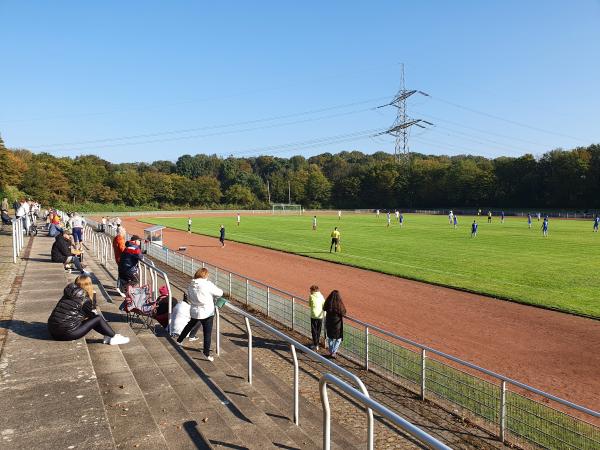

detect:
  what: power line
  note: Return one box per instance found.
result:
[28,96,389,150]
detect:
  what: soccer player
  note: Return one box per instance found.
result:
[399,213,404,228]
[386,211,391,227]
[453,214,458,229]
[448,210,454,224]
[330,227,341,253]
[501,211,505,224]
[395,210,400,222]
[487,211,492,223]
[527,213,532,229]
[593,215,599,232]
[471,220,478,237]
[537,212,541,221]
[338,210,342,220]
[219,225,226,247]
[312,215,317,231]
[376,209,380,218]
[541,218,549,237]
[187,217,192,233]
[236,213,241,226]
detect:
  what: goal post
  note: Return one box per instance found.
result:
[271,203,303,215]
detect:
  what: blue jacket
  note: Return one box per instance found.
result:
[118,241,142,280]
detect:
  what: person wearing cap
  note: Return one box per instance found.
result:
[118,235,143,289]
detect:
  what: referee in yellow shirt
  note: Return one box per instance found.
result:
[330,227,341,253]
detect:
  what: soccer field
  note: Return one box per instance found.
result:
[141,213,600,318]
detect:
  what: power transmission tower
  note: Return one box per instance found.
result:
[376,64,432,164]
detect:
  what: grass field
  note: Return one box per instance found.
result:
[141,213,600,318]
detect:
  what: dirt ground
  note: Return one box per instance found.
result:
[118,214,600,412]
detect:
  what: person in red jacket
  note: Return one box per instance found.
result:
[112,227,127,263]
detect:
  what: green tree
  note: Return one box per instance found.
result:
[225,184,256,206]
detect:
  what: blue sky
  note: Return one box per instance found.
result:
[1,0,599,163]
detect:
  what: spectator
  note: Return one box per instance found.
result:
[309,285,325,350]
[118,234,142,290]
[154,285,177,329]
[112,227,127,263]
[323,290,346,359]
[47,275,129,345]
[69,212,86,249]
[1,197,8,213]
[170,295,192,336]
[176,268,223,361]
[51,230,88,274]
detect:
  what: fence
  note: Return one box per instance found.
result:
[84,219,600,449]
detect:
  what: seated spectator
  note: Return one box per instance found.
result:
[170,295,192,336]
[51,230,88,274]
[154,285,176,328]
[48,222,64,237]
[118,235,142,290]
[48,275,129,345]
[112,227,127,263]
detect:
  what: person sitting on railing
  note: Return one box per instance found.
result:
[48,275,129,345]
[118,235,142,290]
[323,290,346,359]
[51,230,88,274]
[112,227,127,263]
[176,268,223,361]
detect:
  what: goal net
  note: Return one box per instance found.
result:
[271,204,302,215]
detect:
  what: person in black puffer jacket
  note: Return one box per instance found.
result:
[48,275,129,345]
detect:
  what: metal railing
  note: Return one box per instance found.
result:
[319,373,451,450]
[84,217,600,449]
[217,302,375,449]
[11,217,25,263]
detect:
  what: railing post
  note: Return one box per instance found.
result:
[246,279,249,305]
[215,307,220,356]
[365,326,369,371]
[267,286,270,316]
[228,272,232,297]
[181,254,185,273]
[500,380,507,442]
[166,248,169,265]
[287,344,299,427]
[291,297,295,330]
[421,349,427,400]
[320,379,331,450]
[191,258,195,276]
[244,316,253,384]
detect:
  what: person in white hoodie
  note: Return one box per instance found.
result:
[176,268,223,361]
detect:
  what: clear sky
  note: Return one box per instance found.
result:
[1,0,599,163]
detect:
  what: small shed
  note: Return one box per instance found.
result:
[144,225,165,247]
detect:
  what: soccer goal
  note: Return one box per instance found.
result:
[271,203,303,215]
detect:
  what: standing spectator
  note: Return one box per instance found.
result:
[187,217,192,233]
[101,216,107,232]
[309,285,325,350]
[118,235,142,290]
[1,197,8,213]
[323,290,346,359]
[113,227,127,263]
[176,268,223,361]
[51,231,88,274]
[69,212,86,250]
[219,225,226,247]
[48,275,129,345]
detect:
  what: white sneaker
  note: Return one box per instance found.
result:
[188,337,199,342]
[205,355,214,362]
[103,336,111,344]
[108,334,130,345]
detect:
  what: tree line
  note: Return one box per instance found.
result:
[1,134,599,211]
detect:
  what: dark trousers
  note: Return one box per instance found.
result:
[311,318,323,347]
[51,316,115,341]
[177,316,214,356]
[330,238,338,252]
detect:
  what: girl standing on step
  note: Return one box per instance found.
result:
[48,275,129,345]
[323,290,346,359]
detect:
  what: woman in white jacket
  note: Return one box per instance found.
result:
[176,268,223,361]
